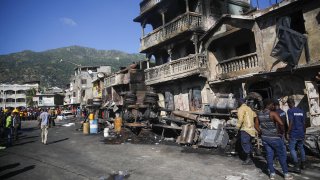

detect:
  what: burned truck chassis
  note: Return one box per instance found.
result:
[119,91,320,158]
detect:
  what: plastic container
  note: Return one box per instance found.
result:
[83,122,89,134]
[89,113,94,120]
[90,119,98,134]
[104,128,109,137]
[114,117,122,134]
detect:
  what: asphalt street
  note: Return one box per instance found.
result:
[0,120,319,180]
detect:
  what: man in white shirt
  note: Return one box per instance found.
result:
[39,109,49,144]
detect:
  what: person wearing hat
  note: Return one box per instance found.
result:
[236,97,257,165]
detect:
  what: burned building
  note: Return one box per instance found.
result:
[202,0,320,127]
[103,61,148,120]
[130,0,320,151]
[134,0,251,112]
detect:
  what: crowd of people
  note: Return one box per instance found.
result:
[237,97,306,180]
[0,107,66,148]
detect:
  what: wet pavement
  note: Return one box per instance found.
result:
[0,119,319,180]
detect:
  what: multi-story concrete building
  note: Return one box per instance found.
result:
[201,0,320,126]
[68,66,111,107]
[134,0,250,111]
[0,83,39,109]
[33,93,64,108]
[131,0,320,152]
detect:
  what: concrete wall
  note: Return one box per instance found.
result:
[257,1,320,71]
[156,78,207,111]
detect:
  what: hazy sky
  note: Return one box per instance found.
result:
[0,0,276,55]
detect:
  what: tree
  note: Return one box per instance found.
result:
[25,88,37,107]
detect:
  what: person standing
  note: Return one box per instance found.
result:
[255,99,293,180]
[40,109,49,145]
[236,98,257,165]
[274,100,288,137]
[12,111,21,140]
[5,112,13,147]
[287,98,306,173]
[0,109,5,150]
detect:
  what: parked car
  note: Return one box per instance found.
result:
[56,111,75,121]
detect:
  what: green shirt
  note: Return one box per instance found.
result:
[5,116,12,128]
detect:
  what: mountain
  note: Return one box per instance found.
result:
[0,46,145,88]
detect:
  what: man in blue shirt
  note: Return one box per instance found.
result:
[287,98,306,173]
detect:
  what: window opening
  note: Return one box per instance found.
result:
[235,43,251,56]
[189,87,202,111]
[290,10,306,34]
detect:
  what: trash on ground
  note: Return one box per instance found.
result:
[62,123,75,127]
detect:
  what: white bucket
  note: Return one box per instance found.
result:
[104,128,109,138]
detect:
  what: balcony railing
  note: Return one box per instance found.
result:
[141,12,202,51]
[216,53,261,78]
[105,74,116,87]
[145,54,207,85]
[105,73,130,88]
[140,0,162,14]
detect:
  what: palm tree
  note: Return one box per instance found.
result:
[25,88,37,107]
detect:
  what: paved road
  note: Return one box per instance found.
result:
[0,120,319,180]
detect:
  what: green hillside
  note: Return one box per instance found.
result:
[0,46,145,88]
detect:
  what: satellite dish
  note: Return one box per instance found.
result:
[88,70,93,75]
[97,72,105,78]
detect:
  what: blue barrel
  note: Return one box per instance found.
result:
[89,119,98,134]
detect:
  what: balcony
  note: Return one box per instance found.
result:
[140,0,162,14]
[15,94,26,99]
[145,54,207,85]
[141,12,202,52]
[105,73,131,88]
[216,53,262,79]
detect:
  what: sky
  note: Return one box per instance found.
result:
[0,0,277,55]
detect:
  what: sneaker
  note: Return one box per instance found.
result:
[242,159,253,165]
[284,173,293,180]
[269,173,276,180]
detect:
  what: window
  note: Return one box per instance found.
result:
[210,1,222,17]
[16,90,25,94]
[6,98,15,102]
[81,79,87,85]
[16,98,26,102]
[235,43,251,56]
[73,92,76,97]
[165,91,174,110]
[81,90,85,97]
[189,87,202,111]
[290,10,306,34]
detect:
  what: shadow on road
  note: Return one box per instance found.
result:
[0,165,35,179]
[47,138,69,145]
[0,163,20,172]
[19,135,39,140]
[13,140,36,147]
[21,127,38,132]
